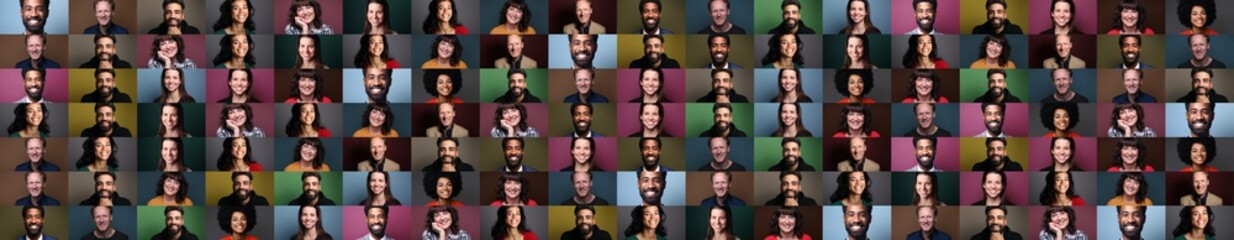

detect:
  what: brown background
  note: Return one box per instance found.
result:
[1097,137,1167,171]
[273,69,344,103]
[478,172,549,206]
[478,35,549,68]
[68,0,139,34]
[1165,172,1233,205]
[0,35,69,68]
[684,171,755,206]
[752,206,823,239]
[0,137,69,170]
[1095,69,1166,103]
[342,137,413,171]
[1097,0,1167,34]
[0,172,68,204]
[1027,34,1098,69]
[889,69,962,103]
[890,206,961,239]
[67,171,138,205]
[547,69,618,103]
[410,103,482,137]
[822,137,892,171]
[821,103,892,137]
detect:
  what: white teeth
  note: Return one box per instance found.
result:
[1194,122,1206,128]
[919,156,929,162]
[646,20,655,25]
[1126,54,1137,59]
[988,122,999,127]
[28,88,38,93]
[578,122,588,127]
[510,156,520,162]
[919,20,930,25]
[575,54,587,59]
[369,88,381,94]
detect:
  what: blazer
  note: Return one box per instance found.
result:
[1181,194,1224,206]
[563,22,607,34]
[426,125,470,138]
[1042,57,1087,69]
[494,56,538,69]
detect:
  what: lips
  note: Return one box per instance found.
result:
[1193,121,1207,129]
[987,121,1000,128]
[574,53,588,61]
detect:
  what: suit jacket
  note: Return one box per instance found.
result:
[357,159,401,171]
[836,160,881,171]
[1042,57,1086,69]
[426,125,470,138]
[494,56,538,69]
[20,235,58,240]
[563,22,606,34]
[1181,194,1224,206]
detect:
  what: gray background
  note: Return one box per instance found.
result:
[408,172,481,206]
[1165,0,1234,34]
[343,34,416,68]
[753,34,824,69]
[891,34,962,69]
[479,206,549,239]
[1027,103,1098,137]
[68,172,138,205]
[205,137,275,171]
[68,137,138,171]
[1027,171,1098,206]
[273,103,344,137]
[1027,69,1099,104]
[958,206,1030,238]
[1165,138,1234,171]
[822,69,891,103]
[69,34,138,69]
[684,68,754,103]
[205,206,274,240]
[410,69,481,103]
[408,137,479,171]
[0,103,70,137]
[1164,69,1234,103]
[68,206,139,240]
[617,206,685,240]
[753,171,826,206]
[890,102,960,138]
[752,68,827,103]
[137,0,209,33]
[204,0,276,34]
[1165,206,1232,239]
[410,0,482,34]
[206,34,275,68]
[547,171,617,206]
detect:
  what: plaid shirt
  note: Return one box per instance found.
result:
[284,24,334,35]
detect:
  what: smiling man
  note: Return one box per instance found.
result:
[81,69,133,103]
[969,206,1024,240]
[628,35,680,68]
[1179,34,1226,68]
[421,137,476,172]
[698,0,746,34]
[1175,68,1228,103]
[19,0,48,34]
[636,0,671,34]
[80,102,133,137]
[84,0,129,34]
[147,0,201,34]
[82,205,130,240]
[768,0,815,34]
[287,172,337,206]
[569,34,597,69]
[1115,35,1151,69]
[216,172,269,207]
[15,68,51,103]
[16,171,60,206]
[151,206,199,240]
[79,34,133,68]
[563,0,606,34]
[971,0,1023,34]
[494,34,538,69]
[15,33,61,70]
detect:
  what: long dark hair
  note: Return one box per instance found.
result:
[216,137,254,171]
[772,68,812,103]
[624,204,667,237]
[362,171,399,206]
[767,207,802,238]
[706,205,735,240]
[285,103,323,137]
[773,102,811,137]
[1110,103,1146,132]
[293,138,327,170]
[761,33,804,67]
[155,172,190,204]
[835,104,872,135]
[829,171,872,204]
[904,70,941,100]
[425,206,461,235]
[156,68,196,103]
[219,103,256,132]
[1172,205,1216,238]
[422,0,461,34]
[842,35,871,68]
[490,205,530,239]
[1111,0,1148,32]
[977,34,1011,67]
[493,173,530,204]
[75,136,118,170]
[288,69,325,101]
[497,0,532,32]
[1114,172,1149,204]
[294,205,333,240]
[295,35,324,69]
[429,35,464,67]
[158,138,187,172]
[287,0,324,29]
[839,0,880,34]
[149,35,187,63]
[354,34,391,69]
[360,103,394,135]
[902,34,941,68]
[1038,171,1077,205]
[213,34,256,67]
[492,103,529,132]
[363,0,392,34]
[912,172,940,205]
[1112,138,1146,169]
[158,103,184,137]
[212,0,256,32]
[6,103,49,136]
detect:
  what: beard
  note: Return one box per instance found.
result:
[99,86,113,96]
[162,224,182,236]
[165,18,182,27]
[1123,52,1138,64]
[646,52,661,63]
[987,18,1004,29]
[712,52,727,65]
[846,222,867,237]
[643,18,658,30]
[234,189,251,200]
[24,16,44,34]
[572,51,594,68]
[985,120,1001,134]
[783,18,799,30]
[506,155,522,168]
[508,87,524,98]
[987,223,1004,233]
[1120,222,1141,237]
[367,85,388,102]
[574,121,590,133]
[300,189,319,201]
[642,155,658,168]
[98,190,113,199]
[578,223,593,234]
[27,87,42,101]
[783,156,799,166]
[1190,119,1211,136]
[715,87,729,96]
[917,18,934,31]
[26,223,41,237]
[640,188,662,204]
[712,121,731,133]
[96,121,114,132]
[917,154,934,169]
[783,190,798,199]
[369,223,385,238]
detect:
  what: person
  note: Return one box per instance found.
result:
[1183,102,1214,138]
[629,68,669,103]
[81,69,133,103]
[569,34,598,69]
[157,138,189,172]
[902,35,948,69]
[1107,172,1152,205]
[972,138,1022,171]
[285,138,330,171]
[1040,103,1081,138]
[834,69,874,104]
[354,34,399,69]
[1106,138,1154,172]
[768,0,814,34]
[423,172,464,206]
[490,0,536,35]
[972,70,1021,103]
[288,172,337,205]
[422,35,468,69]
[7,103,50,138]
[1179,34,1225,68]
[15,68,50,103]
[490,103,540,137]
[629,103,670,138]
[497,138,535,172]
[218,69,258,104]
[1177,137,1217,172]
[423,70,463,104]
[568,104,603,137]
[285,70,333,103]
[698,137,745,171]
[1038,206,1087,240]
[837,137,880,171]
[425,102,468,137]
[764,207,811,240]
[841,35,874,69]
[79,34,133,68]
[1177,0,1218,35]
[561,171,609,205]
[357,137,400,171]
[422,0,468,34]
[285,103,332,137]
[16,171,59,206]
[971,0,1023,34]
[839,0,881,34]
[704,33,741,69]
[975,102,1008,138]
[295,35,329,69]
[214,34,255,69]
[903,103,952,137]
[78,172,133,206]
[1041,137,1082,172]
[828,171,871,206]
[969,34,1016,68]
[906,205,952,240]
[1115,35,1151,69]
[216,137,264,172]
[148,0,202,34]
[212,0,254,34]
[362,0,394,35]
[422,206,471,240]
[907,136,940,172]
[841,205,873,240]
[563,0,605,34]
[494,69,541,103]
[635,0,671,35]
[906,0,938,35]
[151,206,200,240]
[564,68,609,103]
[421,137,476,172]
[20,205,56,240]
[1040,0,1082,35]
[561,205,612,240]
[291,205,333,240]
[766,171,818,206]
[772,102,812,137]
[1181,171,1223,206]
[699,171,745,206]
[973,170,1011,206]
[1176,68,1228,103]
[82,205,131,240]
[1038,171,1085,206]
[358,205,392,240]
[1108,103,1155,137]
[698,103,747,137]
[1116,206,1149,240]
[75,136,119,172]
[354,103,400,137]
[360,171,401,206]
[636,170,666,205]
[15,34,60,70]
[970,206,1024,240]
[216,172,269,207]
[623,205,667,240]
[215,104,265,138]
[761,33,803,69]
[490,206,538,239]
[912,172,943,205]
[1171,205,1216,240]
[563,137,601,171]
[495,35,538,68]
[1043,34,1086,69]
[146,172,193,206]
[156,69,197,103]
[1107,0,1154,35]
[628,35,680,68]
[832,104,879,138]
[285,0,334,35]
[698,0,745,34]
[1112,69,1157,104]
[15,137,59,172]
[767,138,815,171]
[84,0,130,34]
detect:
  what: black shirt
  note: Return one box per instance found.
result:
[558,195,610,205]
[698,127,748,137]
[79,194,132,206]
[1178,59,1227,68]
[764,193,819,206]
[150,229,199,240]
[81,90,133,103]
[698,25,747,34]
[970,158,1024,171]
[902,127,953,138]
[695,90,750,103]
[628,55,681,69]
[971,21,1024,35]
[972,92,1022,103]
[559,227,613,240]
[1175,91,1230,103]
[421,160,476,172]
[1040,94,1089,104]
[288,195,337,206]
[697,161,747,171]
[79,125,133,138]
[147,22,202,35]
[79,56,133,68]
[493,92,542,103]
[81,230,130,240]
[969,228,1023,240]
[768,160,815,172]
[216,193,270,207]
[768,24,816,35]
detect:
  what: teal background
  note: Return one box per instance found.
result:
[822,34,892,69]
[136,103,206,138]
[890,172,960,205]
[685,206,754,239]
[137,137,207,171]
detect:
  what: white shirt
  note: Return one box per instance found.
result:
[906,28,938,35]
[907,165,942,172]
[975,130,1007,138]
[14,95,50,103]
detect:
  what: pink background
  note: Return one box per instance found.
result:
[134,35,208,68]
[890,0,961,34]
[616,103,686,137]
[342,206,416,240]
[273,0,346,34]
[615,69,686,104]
[478,103,549,137]
[1027,0,1098,34]
[960,171,1030,205]
[205,69,277,103]
[890,137,961,172]
[1094,103,1165,139]
[204,103,276,137]
[960,103,1030,137]
[1027,137,1098,171]
[408,206,482,239]
[548,137,618,171]
[0,69,69,102]
[1027,206,1097,239]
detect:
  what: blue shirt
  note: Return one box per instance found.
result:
[84,24,130,34]
[907,229,952,240]
[563,93,610,103]
[1112,92,1158,104]
[700,195,746,207]
[16,161,61,172]
[16,195,60,206]
[15,58,60,70]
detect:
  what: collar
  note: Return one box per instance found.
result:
[642,28,661,35]
[709,62,730,69]
[572,131,592,138]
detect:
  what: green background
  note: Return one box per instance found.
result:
[753,137,823,171]
[685,103,753,137]
[137,206,206,240]
[890,172,960,205]
[478,69,549,102]
[685,206,754,240]
[753,0,822,34]
[272,172,343,206]
[136,104,206,138]
[822,34,892,69]
[959,69,1029,102]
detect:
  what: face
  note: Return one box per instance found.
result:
[1120,145,1139,165]
[1123,70,1141,94]
[849,1,868,23]
[230,0,250,23]
[502,179,522,199]
[436,177,452,199]
[1193,172,1210,194]
[1118,107,1139,127]
[916,35,934,57]
[915,139,934,167]
[1120,8,1139,28]
[640,2,660,29]
[297,77,318,98]
[845,109,865,130]
[435,39,453,59]
[917,208,935,231]
[1187,103,1213,136]
[986,3,1006,26]
[96,106,115,130]
[94,137,113,160]
[22,208,41,235]
[1055,35,1072,58]
[570,35,596,66]
[1049,211,1070,231]
[574,70,593,94]
[639,105,660,130]
[848,172,867,195]
[1051,138,1071,164]
[232,174,252,198]
[779,104,799,127]
[782,4,801,28]
[1053,172,1071,193]
[505,207,522,228]
[780,174,801,198]
[575,0,592,23]
[25,35,43,59]
[94,1,113,25]
[21,0,46,33]
[709,208,727,232]
[915,104,934,128]
[984,40,1003,60]
[986,208,1006,232]
[1052,108,1070,131]
[164,210,183,234]
[369,107,388,127]
[1051,1,1072,27]
[437,139,457,163]
[25,103,43,126]
[364,69,390,100]
[504,5,523,24]
[23,71,43,99]
[573,105,592,132]
[642,206,662,229]
[299,104,317,126]
[914,2,935,30]
[369,138,386,160]
[433,210,453,230]
[987,73,1006,96]
[1190,35,1210,61]
[227,108,247,127]
[640,70,661,96]
[96,72,115,95]
[914,174,933,198]
[638,171,663,203]
[1190,143,1207,166]
[1191,207,1210,230]
[26,139,43,162]
[161,177,180,196]
[230,35,250,58]
[436,0,453,22]
[713,73,733,96]
[163,71,182,93]
[1193,71,1213,96]
[779,34,799,58]
[507,73,526,96]
[95,37,116,60]
[370,35,386,56]
[643,37,664,62]
[229,71,249,95]
[369,173,387,195]
[229,138,248,161]
[844,206,870,237]
[503,139,523,166]
[26,173,43,196]
[714,107,732,130]
[640,139,661,166]
[93,207,112,232]
[1121,37,1141,63]
[1190,6,1207,28]
[986,140,1006,163]
[302,176,320,199]
[709,138,729,163]
[777,212,796,233]
[983,172,1003,199]
[501,108,522,126]
[95,174,116,198]
[295,4,316,25]
[163,2,185,26]
[710,173,729,197]
[983,105,1003,133]
[708,1,730,26]
[849,137,867,160]
[572,172,592,197]
[366,2,384,27]
[299,142,316,162]
[846,74,864,97]
[298,37,316,61]
[1122,177,1140,196]
[366,208,386,236]
[161,140,179,164]
[846,37,864,62]
[506,35,524,58]
[780,70,799,93]
[299,207,318,229]
[783,141,800,163]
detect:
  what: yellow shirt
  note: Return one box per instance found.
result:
[489,25,536,35]
[284,162,332,172]
[421,59,468,69]
[969,59,1016,69]
[147,197,194,206]
[352,128,399,138]
[1106,196,1152,206]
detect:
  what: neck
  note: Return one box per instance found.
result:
[436,58,451,65]
[985,58,999,66]
[711,22,731,32]
[1121,162,1139,171]
[1192,57,1211,66]
[95,228,115,238]
[1121,195,1136,203]
[231,94,248,102]
[163,195,176,203]
[846,195,862,204]
[1121,25,1137,34]
[642,94,659,102]
[847,128,864,137]
[1054,25,1071,34]
[641,128,660,136]
[299,94,315,102]
[985,196,1003,205]
[1193,27,1205,34]
[573,162,591,171]
[573,194,593,203]
[1054,162,1071,171]
[778,58,793,67]
[228,58,245,67]
[917,125,937,135]
[299,161,313,169]
[711,160,730,170]
[1054,91,1073,101]
[640,229,656,238]
[368,125,383,133]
